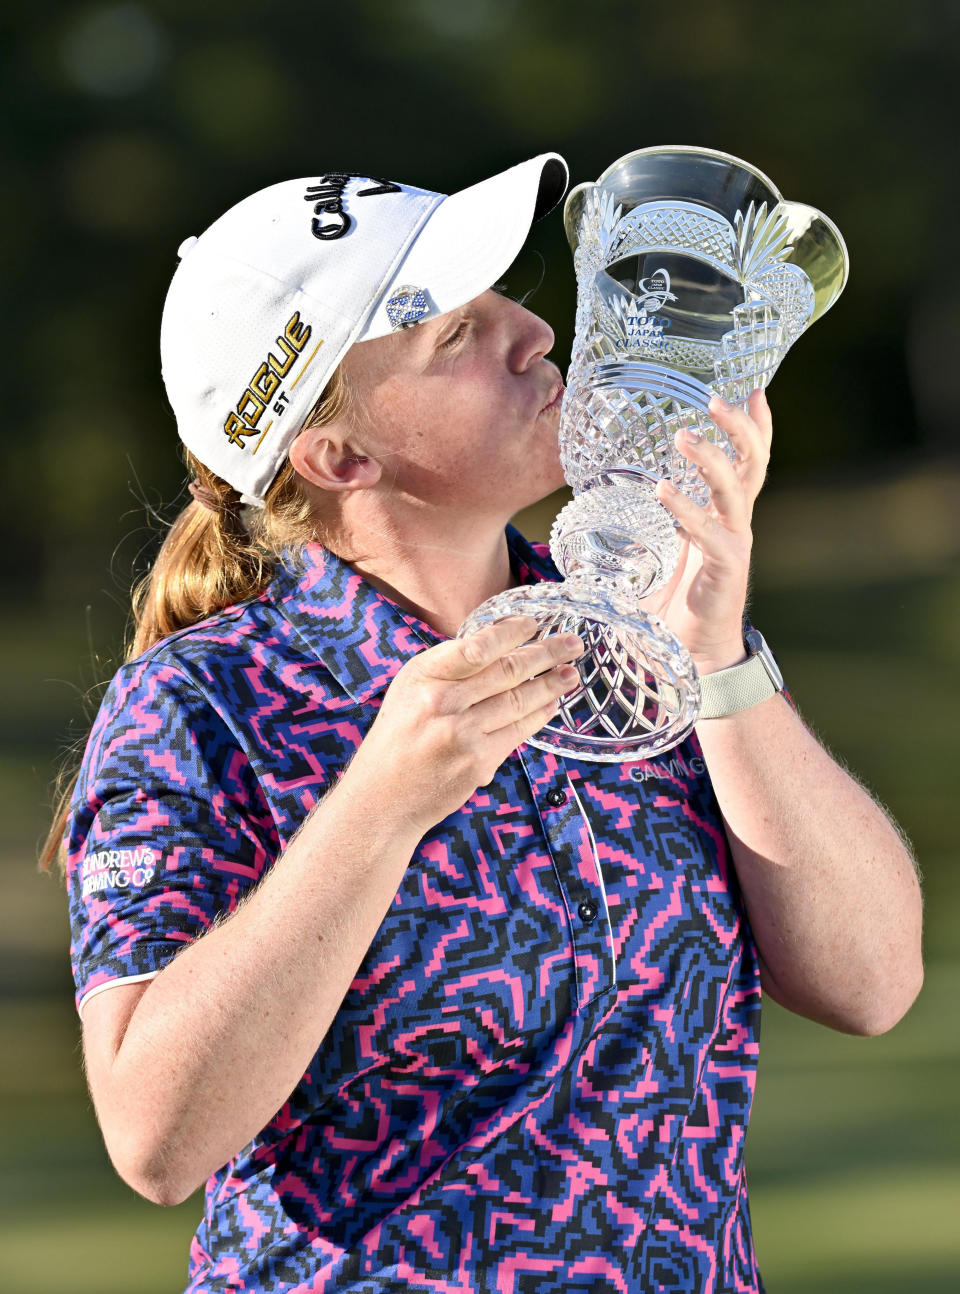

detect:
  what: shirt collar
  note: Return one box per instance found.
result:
[271,525,558,704]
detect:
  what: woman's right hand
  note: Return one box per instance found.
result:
[345,616,583,834]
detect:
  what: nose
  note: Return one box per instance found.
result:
[504,296,555,372]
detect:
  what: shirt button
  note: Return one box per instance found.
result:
[545,788,567,808]
[578,899,599,923]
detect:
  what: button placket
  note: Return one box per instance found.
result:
[518,748,614,1007]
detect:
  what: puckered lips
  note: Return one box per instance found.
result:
[538,378,565,416]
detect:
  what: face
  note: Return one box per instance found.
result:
[339,288,567,522]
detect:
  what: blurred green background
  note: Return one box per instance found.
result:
[2,0,958,1290]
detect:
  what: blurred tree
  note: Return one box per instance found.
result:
[0,0,956,740]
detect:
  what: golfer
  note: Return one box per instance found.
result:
[45,153,923,1293]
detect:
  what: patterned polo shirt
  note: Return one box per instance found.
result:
[67,526,765,1294]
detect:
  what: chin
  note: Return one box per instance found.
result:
[540,458,569,499]
[507,476,570,531]
[497,439,566,517]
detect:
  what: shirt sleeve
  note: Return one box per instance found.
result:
[66,655,277,1014]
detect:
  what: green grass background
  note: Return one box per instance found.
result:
[2,465,958,1293]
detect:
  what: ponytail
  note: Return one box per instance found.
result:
[39,366,351,873]
[127,453,295,659]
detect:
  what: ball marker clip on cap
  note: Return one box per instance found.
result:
[385,285,432,330]
[160,154,568,505]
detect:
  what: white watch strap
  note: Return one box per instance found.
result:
[698,653,779,720]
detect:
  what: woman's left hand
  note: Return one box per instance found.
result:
[641,388,773,674]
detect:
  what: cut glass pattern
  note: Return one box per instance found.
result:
[560,364,731,502]
[458,581,699,762]
[550,477,680,597]
[606,202,735,273]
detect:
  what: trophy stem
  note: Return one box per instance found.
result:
[550,473,680,600]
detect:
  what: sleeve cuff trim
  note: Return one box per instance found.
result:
[77,971,161,1018]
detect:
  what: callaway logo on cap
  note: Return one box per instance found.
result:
[160,154,569,505]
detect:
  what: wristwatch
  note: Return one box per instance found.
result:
[697,628,784,720]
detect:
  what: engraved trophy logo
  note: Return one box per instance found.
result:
[459,146,848,761]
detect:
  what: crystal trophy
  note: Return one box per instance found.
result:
[459,146,848,761]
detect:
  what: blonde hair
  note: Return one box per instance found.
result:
[39,367,351,873]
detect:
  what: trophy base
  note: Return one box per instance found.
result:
[458,577,700,762]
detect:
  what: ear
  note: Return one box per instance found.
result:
[288,425,383,493]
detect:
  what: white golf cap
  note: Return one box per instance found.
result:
[160,153,568,504]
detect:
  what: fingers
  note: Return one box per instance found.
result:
[708,392,771,498]
[427,616,541,682]
[452,623,583,732]
[426,616,582,692]
[746,388,773,449]
[655,477,712,547]
[506,692,572,751]
[669,425,750,531]
[466,629,584,705]
[473,658,580,738]
[662,391,772,531]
